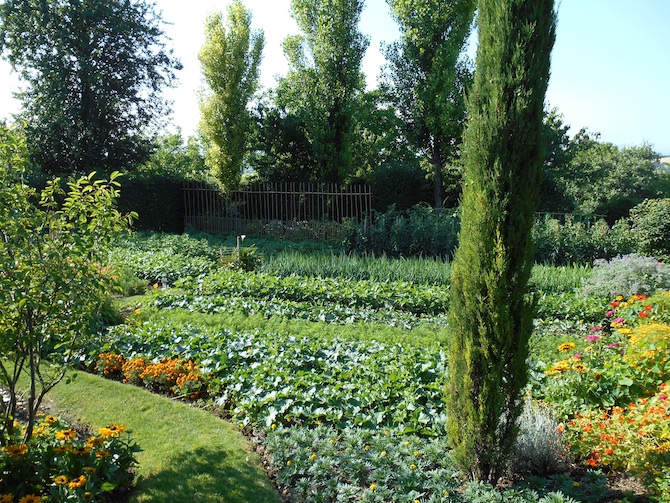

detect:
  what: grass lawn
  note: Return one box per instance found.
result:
[46,371,281,503]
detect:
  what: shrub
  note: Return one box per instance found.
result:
[579,254,670,299]
[511,401,570,476]
[630,197,670,261]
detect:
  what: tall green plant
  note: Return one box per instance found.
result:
[199,1,264,189]
[446,0,556,482]
[0,126,134,445]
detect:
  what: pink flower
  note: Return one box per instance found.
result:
[590,326,603,332]
[608,343,620,349]
[614,317,625,324]
[659,394,668,401]
[606,310,615,317]
[574,353,581,359]
[586,335,600,342]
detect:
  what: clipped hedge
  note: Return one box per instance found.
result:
[117,175,184,233]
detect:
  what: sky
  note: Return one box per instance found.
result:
[1,0,669,155]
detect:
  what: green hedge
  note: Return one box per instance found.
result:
[117,175,185,233]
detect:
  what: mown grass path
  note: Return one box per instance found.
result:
[48,371,281,503]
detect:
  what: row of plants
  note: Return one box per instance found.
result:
[0,416,138,503]
[341,202,670,264]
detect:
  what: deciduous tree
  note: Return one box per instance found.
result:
[0,125,134,445]
[383,0,476,208]
[0,0,181,175]
[199,1,264,190]
[446,0,556,482]
[278,0,369,183]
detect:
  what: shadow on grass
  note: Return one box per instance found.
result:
[132,445,279,503]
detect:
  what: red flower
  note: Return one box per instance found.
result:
[644,305,653,311]
[638,311,649,318]
[587,457,598,467]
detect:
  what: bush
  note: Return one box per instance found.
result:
[579,254,670,299]
[630,197,670,261]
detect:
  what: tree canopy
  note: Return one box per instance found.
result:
[277,0,369,183]
[0,0,181,175]
[383,0,476,208]
[199,1,264,190]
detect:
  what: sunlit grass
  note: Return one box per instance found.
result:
[47,371,280,503]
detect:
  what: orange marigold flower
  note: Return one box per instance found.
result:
[587,457,598,467]
[605,448,614,455]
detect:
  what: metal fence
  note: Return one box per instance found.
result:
[183,181,372,240]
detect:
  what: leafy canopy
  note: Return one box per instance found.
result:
[0,0,181,175]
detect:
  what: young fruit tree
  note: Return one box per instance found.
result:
[0,125,134,445]
[446,0,556,482]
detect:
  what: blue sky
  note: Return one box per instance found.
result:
[1,0,668,154]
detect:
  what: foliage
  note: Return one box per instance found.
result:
[510,401,570,476]
[219,245,263,272]
[383,0,475,208]
[0,415,139,502]
[565,142,661,220]
[579,254,670,299]
[538,293,670,415]
[134,132,208,182]
[532,214,635,265]
[177,268,450,317]
[446,0,556,482]
[277,0,369,183]
[0,0,181,175]
[630,198,670,261]
[198,1,264,190]
[565,384,670,500]
[343,205,460,259]
[0,151,133,446]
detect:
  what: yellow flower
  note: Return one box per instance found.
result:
[286,460,292,466]
[68,475,87,490]
[0,494,14,503]
[557,341,576,352]
[404,441,410,446]
[310,453,317,460]
[573,362,587,372]
[83,466,97,474]
[98,423,125,438]
[134,308,141,316]
[83,493,94,501]
[380,451,387,457]
[410,463,417,470]
[369,484,377,491]
[72,446,91,456]
[55,428,77,441]
[364,445,371,451]
[54,475,69,485]
[96,450,111,459]
[19,496,43,503]
[3,444,28,457]
[573,481,580,487]
[615,295,623,301]
[413,450,420,457]
[87,436,103,447]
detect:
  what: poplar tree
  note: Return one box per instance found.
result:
[278,0,369,183]
[199,1,264,189]
[446,0,556,482]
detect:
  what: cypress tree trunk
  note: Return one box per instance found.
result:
[446,0,556,483]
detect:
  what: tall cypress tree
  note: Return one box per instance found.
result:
[446,0,556,482]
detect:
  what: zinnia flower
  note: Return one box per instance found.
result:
[586,334,600,342]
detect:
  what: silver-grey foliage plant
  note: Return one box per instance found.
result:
[579,253,670,299]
